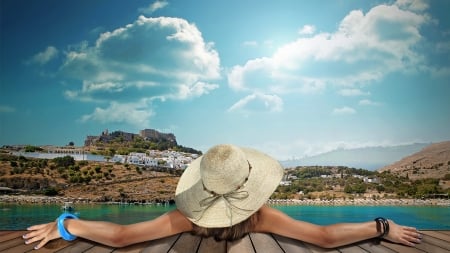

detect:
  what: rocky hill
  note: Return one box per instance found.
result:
[378,141,450,181]
[0,154,180,203]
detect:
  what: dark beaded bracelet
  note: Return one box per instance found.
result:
[374,217,390,238]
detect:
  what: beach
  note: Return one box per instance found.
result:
[268,198,450,206]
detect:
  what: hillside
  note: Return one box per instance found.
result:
[2,141,450,202]
[0,154,180,203]
[378,141,450,181]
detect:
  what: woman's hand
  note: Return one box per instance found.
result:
[384,219,422,246]
[23,221,60,250]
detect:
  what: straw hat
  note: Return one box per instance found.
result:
[175,144,284,227]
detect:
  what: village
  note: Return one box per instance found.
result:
[110,149,199,170]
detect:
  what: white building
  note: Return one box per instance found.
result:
[111,150,196,169]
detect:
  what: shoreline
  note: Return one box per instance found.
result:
[268,198,450,206]
[1,194,449,206]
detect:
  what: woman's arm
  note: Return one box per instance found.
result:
[255,206,422,248]
[23,209,192,250]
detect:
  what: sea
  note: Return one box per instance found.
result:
[0,203,448,230]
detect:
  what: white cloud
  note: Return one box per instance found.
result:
[228,93,283,113]
[80,100,153,128]
[176,81,219,99]
[29,46,58,65]
[338,88,370,96]
[227,1,431,112]
[395,0,428,12]
[63,16,220,96]
[430,66,450,78]
[139,0,169,14]
[59,16,220,125]
[228,57,273,92]
[298,25,316,35]
[359,99,381,106]
[333,106,356,115]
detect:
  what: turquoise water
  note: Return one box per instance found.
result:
[1,203,449,230]
[275,205,450,229]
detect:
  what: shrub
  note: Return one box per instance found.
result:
[78,160,88,166]
[53,156,75,168]
[44,187,59,196]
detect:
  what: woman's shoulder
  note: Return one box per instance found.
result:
[254,206,293,232]
[259,205,287,217]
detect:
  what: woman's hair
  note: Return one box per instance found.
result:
[191,210,259,241]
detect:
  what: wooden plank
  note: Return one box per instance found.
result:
[168,232,202,253]
[358,241,397,253]
[0,231,15,236]
[32,239,75,253]
[423,231,450,250]
[439,231,450,236]
[56,240,96,253]
[0,240,35,253]
[272,233,311,253]
[83,243,115,253]
[357,239,395,253]
[414,244,450,253]
[114,241,152,253]
[380,240,425,253]
[1,230,450,253]
[0,230,73,252]
[141,234,181,253]
[249,233,284,253]
[415,234,450,253]
[304,243,340,253]
[228,235,255,253]
[0,236,28,251]
[421,230,450,243]
[197,236,226,253]
[0,230,24,243]
[338,244,370,253]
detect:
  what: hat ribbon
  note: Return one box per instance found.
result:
[194,189,252,225]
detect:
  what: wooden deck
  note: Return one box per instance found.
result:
[1,230,449,253]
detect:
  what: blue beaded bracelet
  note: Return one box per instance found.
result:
[57,213,79,241]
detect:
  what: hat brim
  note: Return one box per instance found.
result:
[175,146,284,228]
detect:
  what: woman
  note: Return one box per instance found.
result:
[23,144,422,250]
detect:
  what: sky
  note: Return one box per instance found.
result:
[1,0,449,160]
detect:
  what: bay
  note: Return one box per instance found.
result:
[1,203,448,230]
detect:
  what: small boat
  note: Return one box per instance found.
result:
[62,202,75,212]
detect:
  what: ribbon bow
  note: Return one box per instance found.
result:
[194,189,252,225]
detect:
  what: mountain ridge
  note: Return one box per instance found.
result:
[280,143,430,170]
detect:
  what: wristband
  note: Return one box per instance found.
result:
[57,213,79,241]
[374,217,389,238]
